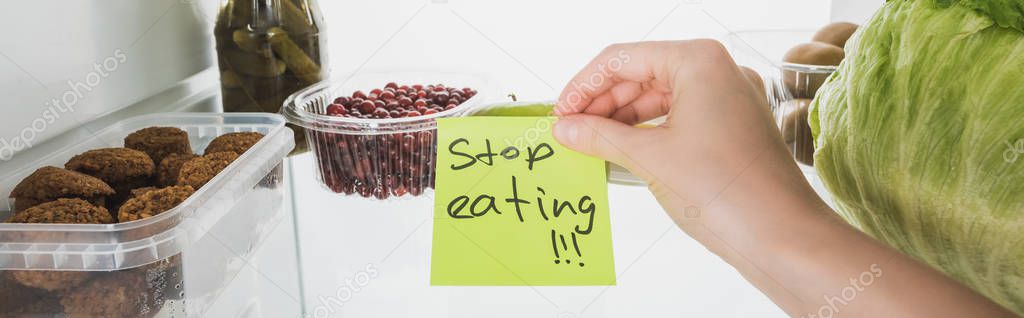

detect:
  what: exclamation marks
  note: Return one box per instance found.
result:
[551,229,585,267]
[551,229,560,262]
[571,232,584,267]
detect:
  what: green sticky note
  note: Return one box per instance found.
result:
[430,117,615,286]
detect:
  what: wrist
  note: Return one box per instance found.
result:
[688,159,841,266]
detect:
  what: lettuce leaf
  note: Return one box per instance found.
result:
[810,0,1024,313]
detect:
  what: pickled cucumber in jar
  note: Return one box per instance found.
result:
[214,0,327,154]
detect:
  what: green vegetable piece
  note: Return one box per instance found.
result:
[222,48,287,77]
[220,70,243,89]
[232,29,273,58]
[267,27,321,84]
[810,1,1024,314]
[280,0,315,35]
[475,104,554,117]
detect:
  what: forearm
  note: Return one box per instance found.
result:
[677,159,1015,317]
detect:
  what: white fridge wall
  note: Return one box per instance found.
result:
[0,0,217,160]
[830,0,883,24]
[317,0,831,102]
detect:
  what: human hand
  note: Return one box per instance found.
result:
[552,40,817,231]
[552,40,1018,318]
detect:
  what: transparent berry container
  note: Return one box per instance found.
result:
[281,72,488,200]
[0,113,298,317]
[726,30,839,168]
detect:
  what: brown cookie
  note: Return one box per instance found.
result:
[9,166,114,212]
[0,272,51,313]
[118,186,194,223]
[60,269,157,318]
[129,187,159,199]
[156,153,199,187]
[124,127,192,166]
[5,199,112,291]
[65,148,156,213]
[6,198,113,225]
[3,291,63,317]
[176,152,239,189]
[204,132,264,155]
[64,148,155,185]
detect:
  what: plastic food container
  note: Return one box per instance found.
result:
[282,72,488,200]
[726,30,837,168]
[0,113,297,317]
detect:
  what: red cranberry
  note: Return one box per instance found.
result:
[414,98,427,107]
[374,100,386,109]
[398,96,413,107]
[393,184,407,196]
[380,90,396,100]
[433,91,450,104]
[406,110,421,117]
[352,90,367,99]
[385,82,399,90]
[359,101,375,114]
[334,97,350,105]
[423,109,439,115]
[374,108,389,118]
[418,133,433,146]
[327,104,347,116]
[370,88,383,95]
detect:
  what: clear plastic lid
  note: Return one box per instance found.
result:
[281,71,490,135]
[725,30,840,167]
[0,113,294,270]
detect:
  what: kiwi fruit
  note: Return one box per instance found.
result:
[779,99,815,165]
[783,42,845,66]
[812,22,859,48]
[780,99,812,143]
[782,42,844,98]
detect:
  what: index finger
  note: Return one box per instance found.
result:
[556,41,676,115]
[555,40,738,117]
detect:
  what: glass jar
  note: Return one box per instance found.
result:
[214,0,327,154]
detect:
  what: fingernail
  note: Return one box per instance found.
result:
[554,118,579,145]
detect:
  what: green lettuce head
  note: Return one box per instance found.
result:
[810,0,1024,313]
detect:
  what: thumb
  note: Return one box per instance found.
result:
[553,114,652,170]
